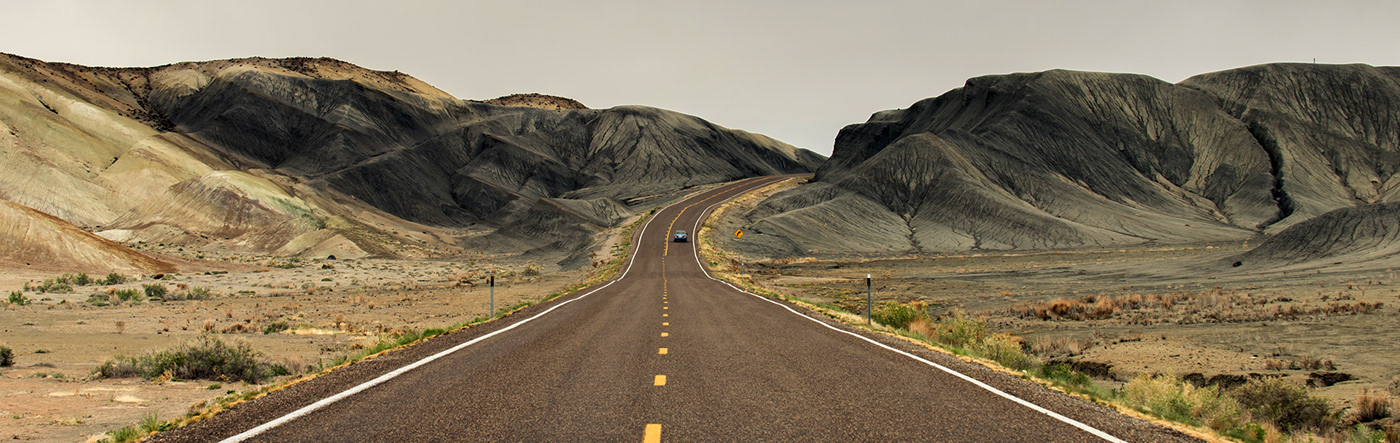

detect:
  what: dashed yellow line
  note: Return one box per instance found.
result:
[643,424,662,443]
[662,322,668,326]
[654,375,667,386]
[660,332,669,337]
[662,314,668,317]
[658,348,668,355]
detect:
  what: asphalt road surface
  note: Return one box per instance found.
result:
[153,175,1201,442]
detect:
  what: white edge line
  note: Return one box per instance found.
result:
[221,194,671,443]
[687,181,1129,443]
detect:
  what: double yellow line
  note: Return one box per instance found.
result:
[662,177,771,256]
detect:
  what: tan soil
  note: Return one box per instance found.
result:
[708,178,1400,411]
[1,253,609,442]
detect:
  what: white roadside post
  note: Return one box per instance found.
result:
[866,274,872,325]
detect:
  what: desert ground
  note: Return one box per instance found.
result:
[0,224,634,442]
[707,179,1400,411]
[6,178,1399,441]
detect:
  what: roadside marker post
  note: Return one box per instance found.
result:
[734,229,747,283]
[489,274,495,318]
[866,274,872,325]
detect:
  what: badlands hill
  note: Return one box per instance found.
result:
[0,53,822,273]
[735,63,1400,260]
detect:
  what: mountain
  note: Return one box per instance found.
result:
[0,53,822,273]
[733,64,1400,257]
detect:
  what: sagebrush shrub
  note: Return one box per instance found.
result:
[37,278,73,294]
[872,301,927,328]
[94,335,279,383]
[7,291,29,306]
[935,311,988,349]
[975,333,1035,371]
[1232,378,1337,433]
[1123,373,1244,431]
[103,273,127,285]
[115,289,142,303]
[188,286,213,300]
[142,284,166,300]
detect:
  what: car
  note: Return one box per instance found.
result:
[673,230,688,242]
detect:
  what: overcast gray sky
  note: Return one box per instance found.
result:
[5,0,1399,155]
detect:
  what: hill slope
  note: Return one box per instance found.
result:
[1227,202,1400,270]
[0,53,822,271]
[736,64,1400,257]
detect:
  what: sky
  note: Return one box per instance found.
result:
[5,0,1399,156]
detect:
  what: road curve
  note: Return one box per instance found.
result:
[152,175,1201,442]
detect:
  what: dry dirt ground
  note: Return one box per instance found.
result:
[708,179,1400,414]
[0,245,621,442]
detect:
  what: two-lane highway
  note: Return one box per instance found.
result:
[154,175,1199,442]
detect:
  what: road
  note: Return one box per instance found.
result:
[153,175,1199,442]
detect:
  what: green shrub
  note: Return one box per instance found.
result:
[188,286,213,300]
[974,333,1036,371]
[104,425,140,443]
[262,321,290,335]
[872,301,927,328]
[1232,378,1338,433]
[87,293,110,307]
[72,273,91,286]
[7,291,29,306]
[935,311,988,349]
[140,412,163,431]
[522,265,541,276]
[1124,374,1195,424]
[142,284,166,300]
[0,346,13,367]
[36,278,73,294]
[114,289,142,303]
[103,273,127,285]
[94,335,279,384]
[1121,374,1245,432]
[1037,364,1092,390]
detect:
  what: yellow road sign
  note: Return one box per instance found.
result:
[734,229,744,239]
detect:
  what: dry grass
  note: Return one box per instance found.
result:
[1354,389,1393,423]
[1006,287,1386,325]
[1026,336,1091,359]
[1264,356,1336,371]
[907,317,934,337]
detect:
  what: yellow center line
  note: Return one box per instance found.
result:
[658,348,668,355]
[662,314,668,317]
[654,375,667,386]
[662,322,668,326]
[663,307,668,310]
[643,424,662,443]
[661,332,669,337]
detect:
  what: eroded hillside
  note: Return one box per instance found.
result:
[0,53,822,272]
[735,64,1400,260]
